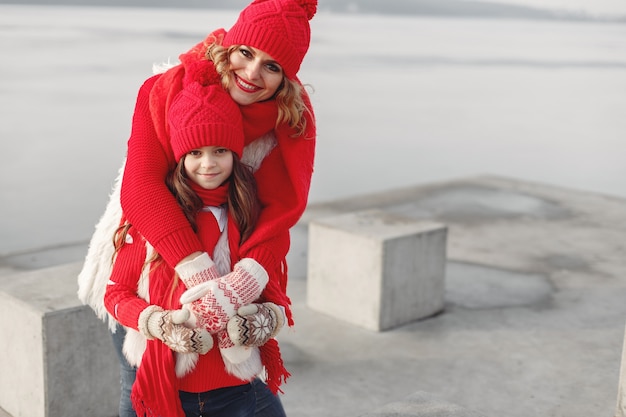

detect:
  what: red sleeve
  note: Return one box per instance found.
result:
[240,115,315,327]
[104,228,150,330]
[240,118,316,272]
[120,75,202,268]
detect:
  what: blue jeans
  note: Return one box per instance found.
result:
[110,323,138,417]
[111,324,287,417]
[179,383,255,417]
[252,378,287,417]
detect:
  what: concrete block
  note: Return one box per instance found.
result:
[307,209,447,331]
[0,262,119,417]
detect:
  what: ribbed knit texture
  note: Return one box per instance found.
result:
[223,0,317,79]
[105,221,249,416]
[121,75,203,268]
[178,342,246,392]
[168,79,244,161]
[119,32,316,394]
[104,227,151,329]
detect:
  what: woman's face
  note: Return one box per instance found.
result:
[183,146,234,189]
[227,45,284,106]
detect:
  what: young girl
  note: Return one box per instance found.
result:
[104,74,284,417]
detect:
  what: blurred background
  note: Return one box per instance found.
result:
[0,0,625,261]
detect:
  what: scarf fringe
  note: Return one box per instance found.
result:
[260,338,290,395]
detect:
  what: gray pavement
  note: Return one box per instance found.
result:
[1,175,625,417]
[279,175,626,417]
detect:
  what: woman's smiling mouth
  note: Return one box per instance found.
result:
[235,75,261,93]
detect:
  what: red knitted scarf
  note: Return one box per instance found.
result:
[132,265,187,417]
[191,181,230,254]
[132,182,242,417]
[191,181,229,207]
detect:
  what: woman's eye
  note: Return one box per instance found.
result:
[189,150,201,156]
[266,63,281,73]
[240,48,252,58]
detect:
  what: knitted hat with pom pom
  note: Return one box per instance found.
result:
[168,80,244,162]
[223,0,317,79]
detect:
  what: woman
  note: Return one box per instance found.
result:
[78,0,317,415]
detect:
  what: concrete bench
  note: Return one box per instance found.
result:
[0,262,118,417]
[306,209,447,331]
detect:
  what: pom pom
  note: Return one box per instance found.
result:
[183,59,221,87]
[296,0,317,20]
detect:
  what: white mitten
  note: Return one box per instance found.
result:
[227,302,285,347]
[218,330,262,380]
[175,252,220,288]
[137,305,213,354]
[179,258,269,334]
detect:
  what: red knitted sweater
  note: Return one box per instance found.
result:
[120,30,316,331]
[104,209,249,417]
[103,217,246,391]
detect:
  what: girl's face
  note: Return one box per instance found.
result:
[227,45,284,106]
[184,146,234,189]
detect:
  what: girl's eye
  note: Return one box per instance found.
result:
[239,47,252,58]
[215,148,229,155]
[189,150,201,156]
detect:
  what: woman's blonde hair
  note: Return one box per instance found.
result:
[207,42,310,137]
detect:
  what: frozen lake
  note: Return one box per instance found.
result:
[0,5,625,256]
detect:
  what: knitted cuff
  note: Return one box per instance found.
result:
[265,302,286,339]
[137,305,163,340]
[231,258,269,303]
[155,227,204,268]
[241,246,278,274]
[236,258,267,280]
[175,252,217,286]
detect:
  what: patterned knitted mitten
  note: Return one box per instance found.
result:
[175,252,220,288]
[227,302,285,347]
[179,258,269,334]
[137,305,213,354]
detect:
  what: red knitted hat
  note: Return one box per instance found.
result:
[168,81,244,162]
[223,0,317,79]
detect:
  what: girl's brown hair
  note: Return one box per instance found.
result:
[166,152,260,243]
[112,153,261,305]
